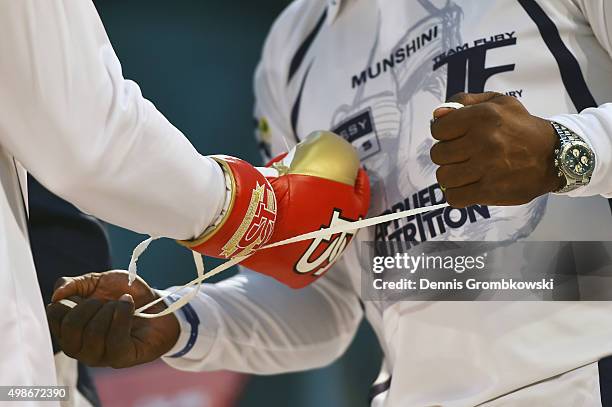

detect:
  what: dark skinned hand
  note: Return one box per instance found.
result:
[46,271,180,368]
[430,92,564,208]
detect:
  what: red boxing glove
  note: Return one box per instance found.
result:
[179,155,277,259]
[180,131,370,288]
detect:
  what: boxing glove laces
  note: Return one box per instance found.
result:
[60,124,452,318]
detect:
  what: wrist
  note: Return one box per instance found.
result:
[178,155,277,259]
[147,291,181,355]
[155,289,199,358]
[161,313,181,354]
[159,295,181,350]
[536,117,564,194]
[548,120,596,194]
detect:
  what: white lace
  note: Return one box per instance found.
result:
[58,202,450,316]
[58,104,462,318]
[130,202,449,318]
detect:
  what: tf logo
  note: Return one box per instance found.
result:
[295,209,360,277]
[433,33,517,100]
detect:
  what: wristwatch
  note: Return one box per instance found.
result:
[551,121,595,194]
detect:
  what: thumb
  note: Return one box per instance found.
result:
[448,91,502,106]
[119,293,135,304]
[433,92,503,120]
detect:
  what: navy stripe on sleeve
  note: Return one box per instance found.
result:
[516,0,612,213]
[599,356,612,406]
[290,64,312,142]
[517,0,597,112]
[368,376,392,405]
[287,9,327,84]
[166,294,201,358]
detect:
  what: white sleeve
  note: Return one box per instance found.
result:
[549,0,612,198]
[550,105,612,198]
[161,3,361,374]
[575,0,612,59]
[0,1,225,240]
[160,267,363,374]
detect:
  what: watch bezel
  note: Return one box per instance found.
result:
[558,140,595,179]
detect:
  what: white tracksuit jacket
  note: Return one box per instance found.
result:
[0,2,227,403]
[163,1,612,406]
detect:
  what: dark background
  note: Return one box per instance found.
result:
[92,1,382,406]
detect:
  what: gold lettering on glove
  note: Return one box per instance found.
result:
[221,182,276,258]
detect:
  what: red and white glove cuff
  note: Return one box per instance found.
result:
[179,155,277,259]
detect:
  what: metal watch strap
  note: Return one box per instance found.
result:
[552,121,582,147]
[551,121,591,194]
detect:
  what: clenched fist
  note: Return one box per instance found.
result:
[430,92,563,208]
[46,271,179,368]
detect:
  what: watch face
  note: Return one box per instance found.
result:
[562,144,595,177]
